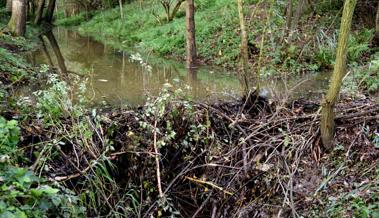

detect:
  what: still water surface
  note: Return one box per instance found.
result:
[28,28,329,106]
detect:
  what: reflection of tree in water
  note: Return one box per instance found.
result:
[44,31,68,75]
[39,35,54,66]
[38,31,68,78]
[54,28,106,68]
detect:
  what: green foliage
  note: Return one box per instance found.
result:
[326,190,379,218]
[55,11,97,26]
[0,166,86,218]
[33,73,88,124]
[59,0,254,68]
[0,116,85,218]
[347,29,373,62]
[0,48,28,82]
[354,53,379,93]
[33,74,71,121]
[313,29,373,69]
[315,0,344,14]
[0,117,20,156]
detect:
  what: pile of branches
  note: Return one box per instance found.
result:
[18,94,378,217]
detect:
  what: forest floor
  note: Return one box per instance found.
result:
[0,32,378,217]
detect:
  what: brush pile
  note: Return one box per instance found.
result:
[18,93,378,217]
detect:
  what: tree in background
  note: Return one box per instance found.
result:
[237,0,248,71]
[160,0,185,22]
[283,0,293,42]
[45,0,57,23]
[8,0,27,36]
[374,2,379,45]
[6,0,11,11]
[34,0,46,24]
[186,0,196,68]
[321,0,357,149]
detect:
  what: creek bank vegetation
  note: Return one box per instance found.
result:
[1,0,379,217]
[1,77,378,217]
[0,34,377,216]
[56,1,378,77]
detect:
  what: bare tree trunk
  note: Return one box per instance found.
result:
[169,0,185,21]
[45,0,56,23]
[119,0,124,20]
[34,0,45,25]
[293,0,305,29]
[186,0,197,68]
[8,0,27,36]
[6,0,12,12]
[283,0,293,42]
[28,0,35,17]
[236,0,250,95]
[321,0,357,149]
[373,2,379,45]
[237,0,249,71]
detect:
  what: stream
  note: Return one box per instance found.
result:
[27,28,330,106]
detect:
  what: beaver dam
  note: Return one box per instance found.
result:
[1,25,378,217]
[8,87,376,217]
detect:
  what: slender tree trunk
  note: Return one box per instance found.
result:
[34,0,45,25]
[45,0,56,23]
[321,0,357,149]
[6,0,12,12]
[284,0,293,42]
[293,0,305,29]
[186,0,197,68]
[28,0,35,17]
[119,0,124,20]
[8,0,27,36]
[373,2,379,45]
[169,0,185,21]
[237,0,249,71]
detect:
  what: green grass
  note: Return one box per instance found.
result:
[57,0,257,68]
[55,11,98,27]
[57,0,362,71]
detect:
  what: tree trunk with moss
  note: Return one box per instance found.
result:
[186,0,196,68]
[237,0,248,70]
[34,0,45,24]
[8,0,27,36]
[321,0,356,149]
[45,0,56,23]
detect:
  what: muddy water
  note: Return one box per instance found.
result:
[28,28,330,106]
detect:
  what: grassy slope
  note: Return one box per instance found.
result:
[58,1,375,73]
[59,0,261,68]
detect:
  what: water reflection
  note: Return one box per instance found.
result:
[29,28,330,106]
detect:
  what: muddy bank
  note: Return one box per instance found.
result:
[13,94,378,217]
